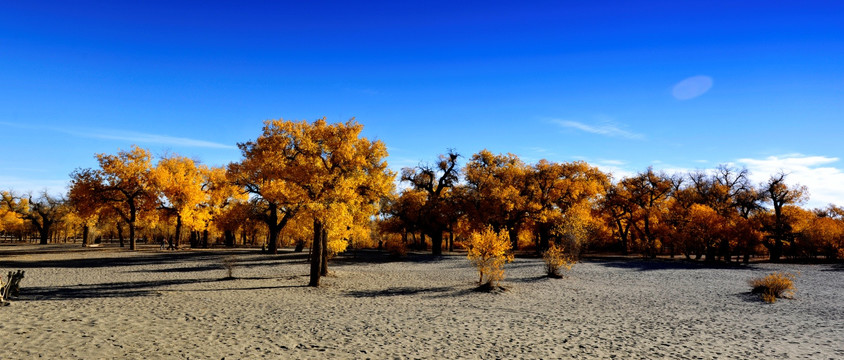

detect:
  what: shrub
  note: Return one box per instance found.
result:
[384,239,407,257]
[750,272,795,303]
[543,244,576,278]
[467,227,513,289]
[222,256,236,279]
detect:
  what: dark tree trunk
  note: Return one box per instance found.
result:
[721,238,731,263]
[616,219,630,255]
[82,225,89,247]
[309,219,324,287]
[129,223,136,250]
[538,224,552,252]
[294,239,305,252]
[430,230,443,256]
[266,203,279,255]
[39,220,51,245]
[202,229,209,248]
[173,215,182,250]
[508,227,519,251]
[770,241,783,262]
[117,222,125,247]
[128,200,137,251]
[224,230,235,247]
[320,227,328,276]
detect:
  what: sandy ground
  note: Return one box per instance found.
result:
[1,244,843,359]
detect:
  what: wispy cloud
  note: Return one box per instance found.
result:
[552,119,644,140]
[70,129,236,149]
[0,121,236,149]
[672,75,713,100]
[0,176,67,196]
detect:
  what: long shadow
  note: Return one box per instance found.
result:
[0,249,311,271]
[820,264,844,272]
[20,278,220,300]
[344,286,455,298]
[331,250,464,266]
[132,255,310,274]
[508,275,550,283]
[171,284,309,292]
[588,258,755,271]
[735,292,774,304]
[0,251,224,269]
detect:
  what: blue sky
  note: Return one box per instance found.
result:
[1,1,843,208]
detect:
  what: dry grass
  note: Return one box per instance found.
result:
[750,272,795,303]
[222,256,236,279]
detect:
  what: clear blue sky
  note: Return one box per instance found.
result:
[1,1,842,208]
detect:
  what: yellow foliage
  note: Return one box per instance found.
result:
[383,235,407,257]
[543,244,576,278]
[150,155,209,231]
[326,237,349,256]
[467,227,514,287]
[750,272,795,303]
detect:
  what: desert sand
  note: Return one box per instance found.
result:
[1,244,842,359]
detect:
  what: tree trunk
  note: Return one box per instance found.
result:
[320,227,328,276]
[266,203,279,255]
[224,230,235,247]
[770,240,783,262]
[173,215,182,250]
[39,220,50,245]
[508,227,519,251]
[82,225,89,247]
[430,230,443,256]
[202,229,209,248]
[309,219,324,287]
[117,222,125,247]
[294,239,305,252]
[538,224,551,252]
[129,222,136,251]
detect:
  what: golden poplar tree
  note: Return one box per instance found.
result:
[464,150,531,249]
[401,151,460,255]
[68,168,104,246]
[1,191,67,245]
[89,145,157,250]
[228,121,310,254]
[150,154,209,249]
[526,160,608,252]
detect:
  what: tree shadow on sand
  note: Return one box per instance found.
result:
[589,258,755,271]
[331,250,463,265]
[21,278,219,300]
[820,263,844,272]
[345,285,470,298]
[0,251,227,269]
[21,276,308,300]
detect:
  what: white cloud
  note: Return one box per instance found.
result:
[0,121,236,150]
[0,176,67,197]
[672,75,713,100]
[552,119,644,140]
[72,129,236,149]
[734,154,844,208]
